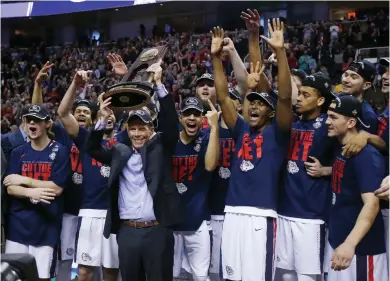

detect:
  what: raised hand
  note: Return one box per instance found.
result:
[98,93,113,121]
[241,9,260,33]
[107,53,128,77]
[146,58,163,85]
[260,18,285,51]
[35,61,55,84]
[210,27,225,56]
[205,99,218,129]
[246,61,265,90]
[222,37,235,53]
[73,70,91,87]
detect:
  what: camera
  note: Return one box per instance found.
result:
[1,254,39,281]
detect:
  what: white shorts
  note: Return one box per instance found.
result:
[173,221,211,279]
[5,240,56,279]
[276,216,325,275]
[382,209,389,263]
[210,216,224,276]
[221,213,277,281]
[75,216,119,268]
[325,241,388,281]
[60,213,78,261]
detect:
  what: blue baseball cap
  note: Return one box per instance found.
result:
[246,91,277,110]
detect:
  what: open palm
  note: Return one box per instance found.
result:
[107,53,128,77]
[241,9,260,33]
[210,27,225,56]
[260,18,285,51]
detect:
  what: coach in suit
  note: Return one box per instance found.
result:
[86,68,183,281]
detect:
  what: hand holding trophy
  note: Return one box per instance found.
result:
[103,45,168,111]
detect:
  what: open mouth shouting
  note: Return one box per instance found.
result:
[27,124,38,138]
[106,117,114,129]
[185,121,199,134]
[199,91,210,100]
[249,111,260,122]
[77,116,87,127]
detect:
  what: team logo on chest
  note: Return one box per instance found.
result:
[219,167,231,179]
[72,172,83,184]
[100,166,111,178]
[313,117,323,129]
[176,182,188,194]
[194,135,203,153]
[240,160,254,172]
[287,160,299,174]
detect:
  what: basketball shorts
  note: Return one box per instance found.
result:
[382,209,389,263]
[276,216,326,275]
[221,213,277,281]
[210,216,224,277]
[173,220,211,280]
[60,213,78,261]
[325,241,388,281]
[5,240,56,279]
[75,216,119,268]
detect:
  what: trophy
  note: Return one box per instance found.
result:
[103,44,168,111]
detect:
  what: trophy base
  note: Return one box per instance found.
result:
[104,81,154,111]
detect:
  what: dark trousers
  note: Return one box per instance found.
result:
[117,224,174,281]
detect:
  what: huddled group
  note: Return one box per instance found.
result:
[1,9,389,281]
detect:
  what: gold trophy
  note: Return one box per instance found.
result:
[103,44,168,111]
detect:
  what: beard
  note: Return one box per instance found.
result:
[104,128,114,135]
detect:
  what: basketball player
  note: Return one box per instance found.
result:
[172,96,219,281]
[208,88,241,281]
[4,105,70,281]
[211,19,293,281]
[31,67,94,281]
[58,71,119,281]
[276,73,336,281]
[325,95,388,280]
[340,60,378,134]
[374,57,389,261]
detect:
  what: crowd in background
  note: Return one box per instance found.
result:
[1,9,389,134]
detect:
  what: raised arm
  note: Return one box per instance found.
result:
[222,38,248,96]
[204,100,220,172]
[85,95,114,165]
[147,62,178,154]
[57,71,90,138]
[241,9,271,94]
[211,27,238,129]
[32,61,54,105]
[260,18,292,132]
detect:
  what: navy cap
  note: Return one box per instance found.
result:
[302,72,335,98]
[291,69,307,82]
[246,91,277,110]
[229,88,242,102]
[346,60,376,82]
[126,109,153,125]
[23,104,51,120]
[180,97,204,113]
[379,58,390,67]
[328,95,369,128]
[73,99,91,110]
[196,73,214,85]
